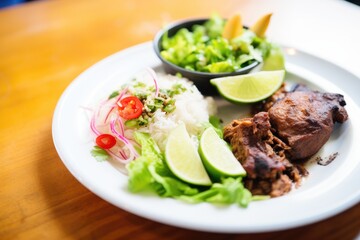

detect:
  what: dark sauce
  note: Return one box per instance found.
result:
[316,152,339,166]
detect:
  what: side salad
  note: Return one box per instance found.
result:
[89,69,258,207]
[160,14,282,73]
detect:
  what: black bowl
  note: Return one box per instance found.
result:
[153,18,260,94]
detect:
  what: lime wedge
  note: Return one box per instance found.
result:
[199,127,246,180]
[210,70,285,103]
[262,47,285,71]
[165,123,212,186]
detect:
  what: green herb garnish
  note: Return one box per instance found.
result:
[91,146,110,162]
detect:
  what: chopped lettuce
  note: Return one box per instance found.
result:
[160,15,281,73]
[127,131,252,207]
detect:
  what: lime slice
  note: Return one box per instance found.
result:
[210,70,285,103]
[262,47,285,71]
[199,127,246,180]
[165,123,212,186]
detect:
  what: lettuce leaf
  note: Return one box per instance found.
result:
[127,132,252,207]
[179,177,252,207]
[91,146,110,162]
[127,132,199,197]
[201,115,223,138]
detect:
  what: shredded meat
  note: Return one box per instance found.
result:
[223,112,286,179]
[224,84,348,197]
[224,112,306,197]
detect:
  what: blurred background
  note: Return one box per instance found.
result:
[0,0,33,8]
[0,0,360,8]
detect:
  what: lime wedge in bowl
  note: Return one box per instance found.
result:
[210,70,285,103]
[165,123,212,186]
[262,46,285,71]
[199,127,246,180]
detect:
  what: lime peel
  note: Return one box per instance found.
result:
[165,123,212,186]
[199,127,246,180]
[262,46,285,71]
[210,70,285,103]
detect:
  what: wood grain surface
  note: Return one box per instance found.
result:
[0,0,359,239]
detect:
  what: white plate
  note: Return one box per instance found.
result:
[52,42,360,233]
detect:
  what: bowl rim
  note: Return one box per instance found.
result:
[153,18,260,77]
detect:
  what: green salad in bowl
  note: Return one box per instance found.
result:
[153,14,284,93]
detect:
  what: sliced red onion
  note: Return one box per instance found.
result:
[104,87,129,123]
[108,148,133,164]
[90,113,101,136]
[146,67,159,98]
[110,118,129,144]
[117,117,125,136]
[90,88,138,165]
[104,106,115,124]
[110,118,139,159]
[91,116,133,164]
[118,86,129,99]
[119,149,128,160]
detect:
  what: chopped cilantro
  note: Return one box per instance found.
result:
[91,146,110,162]
[169,83,187,96]
[108,91,119,99]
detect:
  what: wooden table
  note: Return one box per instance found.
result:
[1,0,359,239]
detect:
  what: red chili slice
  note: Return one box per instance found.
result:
[117,96,143,120]
[96,134,117,149]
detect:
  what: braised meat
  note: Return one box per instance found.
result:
[256,84,311,113]
[268,89,348,160]
[224,84,348,197]
[223,112,285,179]
[223,112,307,197]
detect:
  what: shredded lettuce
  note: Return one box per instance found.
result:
[127,131,252,207]
[160,15,279,73]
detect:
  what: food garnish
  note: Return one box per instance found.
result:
[261,46,285,71]
[165,123,212,186]
[117,96,144,120]
[126,121,252,206]
[210,70,285,103]
[95,134,117,149]
[90,146,110,162]
[199,127,246,180]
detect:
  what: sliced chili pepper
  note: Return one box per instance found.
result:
[117,96,143,120]
[96,134,117,149]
